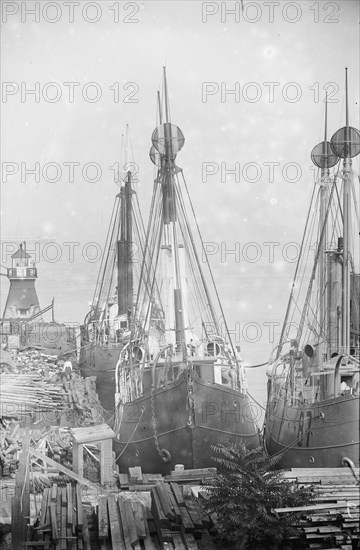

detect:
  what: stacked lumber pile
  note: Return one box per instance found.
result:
[0,371,65,417]
[0,349,102,425]
[25,483,92,549]
[276,468,360,549]
[0,349,104,479]
[93,481,217,549]
[118,467,216,491]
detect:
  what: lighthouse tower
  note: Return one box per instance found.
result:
[2,243,42,321]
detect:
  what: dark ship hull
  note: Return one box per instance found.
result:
[79,342,123,415]
[264,394,360,468]
[115,375,261,474]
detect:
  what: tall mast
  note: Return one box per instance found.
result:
[341,68,351,354]
[117,171,134,321]
[163,67,185,356]
[330,68,360,355]
[310,96,339,358]
[163,66,170,124]
[151,68,186,357]
[157,91,163,125]
[319,94,329,342]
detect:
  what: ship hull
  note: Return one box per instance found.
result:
[264,395,360,468]
[115,375,260,474]
[79,342,122,416]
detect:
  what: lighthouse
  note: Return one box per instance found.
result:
[2,243,42,321]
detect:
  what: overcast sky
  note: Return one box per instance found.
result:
[1,0,359,389]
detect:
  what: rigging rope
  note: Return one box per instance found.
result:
[276,180,318,357]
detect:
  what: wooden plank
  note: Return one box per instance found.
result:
[100,438,113,485]
[146,509,156,535]
[170,468,215,477]
[170,483,185,507]
[275,501,360,513]
[168,492,181,523]
[313,483,359,494]
[66,492,73,550]
[70,423,115,444]
[76,484,84,535]
[143,518,157,550]
[320,477,359,485]
[98,496,109,540]
[60,488,67,550]
[66,484,73,527]
[73,443,84,478]
[131,501,147,539]
[122,500,140,547]
[55,489,62,549]
[316,495,360,502]
[117,497,131,548]
[310,513,344,522]
[83,509,91,550]
[43,489,51,546]
[151,486,170,529]
[179,506,195,533]
[39,488,49,528]
[290,467,359,475]
[145,473,164,483]
[156,482,175,521]
[72,486,77,536]
[142,473,162,484]
[11,427,31,550]
[30,449,109,493]
[108,495,125,549]
[184,500,203,529]
[49,501,58,542]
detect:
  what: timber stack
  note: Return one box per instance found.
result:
[21,480,218,549]
[276,468,360,549]
[0,347,104,478]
